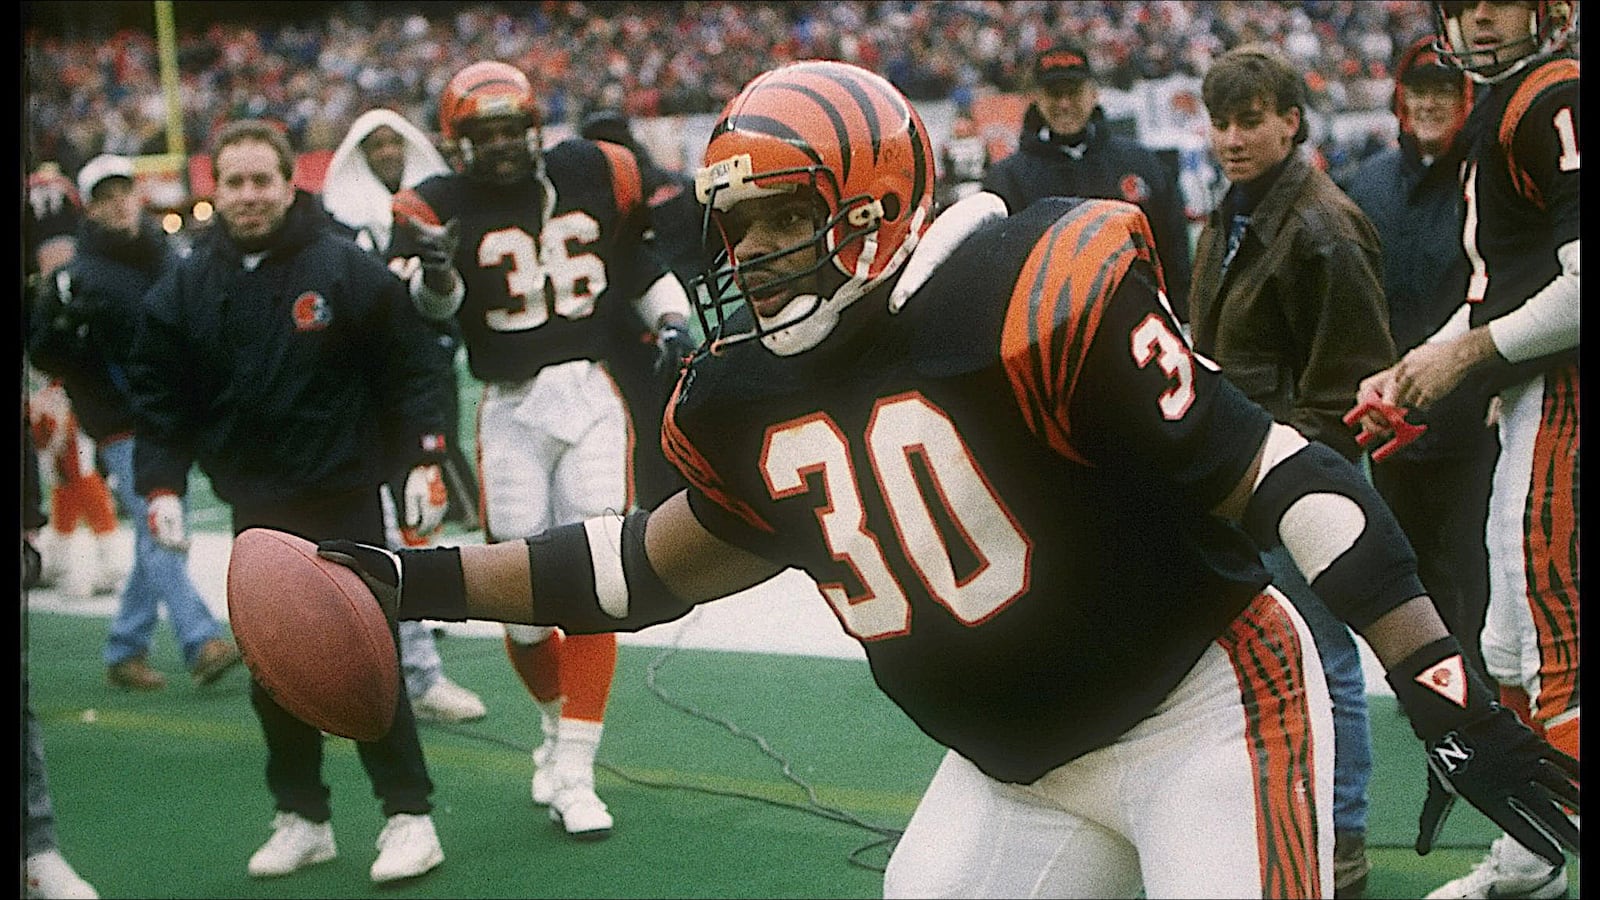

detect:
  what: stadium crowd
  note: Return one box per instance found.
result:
[27,0,1441,178]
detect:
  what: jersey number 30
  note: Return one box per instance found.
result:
[762,394,1033,640]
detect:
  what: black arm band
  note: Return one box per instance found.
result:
[395,546,468,621]
[1243,440,1426,630]
[525,510,695,635]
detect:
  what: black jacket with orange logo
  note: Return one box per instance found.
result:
[128,191,451,509]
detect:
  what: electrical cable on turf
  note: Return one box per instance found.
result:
[422,607,903,873]
[637,606,904,872]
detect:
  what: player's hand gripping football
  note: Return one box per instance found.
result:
[315,540,402,624]
[1387,637,1579,867]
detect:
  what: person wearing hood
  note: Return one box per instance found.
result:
[1342,40,1497,691]
[323,108,489,728]
[27,154,242,692]
[125,119,454,885]
[980,41,1193,321]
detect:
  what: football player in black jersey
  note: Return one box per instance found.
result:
[387,61,695,840]
[319,60,1577,897]
[1358,3,1579,897]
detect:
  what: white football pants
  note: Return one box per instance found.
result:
[883,588,1335,899]
[478,359,634,646]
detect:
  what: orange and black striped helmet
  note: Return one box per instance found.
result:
[698,59,934,282]
[692,60,935,353]
[438,61,540,143]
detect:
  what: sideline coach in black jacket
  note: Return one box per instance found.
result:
[126,119,453,882]
[981,41,1193,321]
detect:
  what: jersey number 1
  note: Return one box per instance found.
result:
[762,394,1033,640]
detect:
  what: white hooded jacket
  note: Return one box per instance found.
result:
[321,108,451,255]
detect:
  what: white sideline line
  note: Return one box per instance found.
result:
[24,525,1397,694]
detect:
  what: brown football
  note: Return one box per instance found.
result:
[226,528,398,742]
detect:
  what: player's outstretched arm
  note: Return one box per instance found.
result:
[320,490,783,631]
[1218,422,1580,867]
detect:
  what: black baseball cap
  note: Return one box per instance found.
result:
[1034,42,1094,84]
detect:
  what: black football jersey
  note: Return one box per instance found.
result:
[664,198,1275,783]
[1459,55,1579,328]
[392,139,666,382]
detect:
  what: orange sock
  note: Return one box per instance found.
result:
[81,473,117,534]
[504,631,563,703]
[557,632,617,722]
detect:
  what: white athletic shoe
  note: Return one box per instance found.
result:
[24,849,99,899]
[247,812,337,878]
[1424,834,1567,899]
[369,813,444,883]
[548,778,613,840]
[411,677,487,723]
[530,741,557,805]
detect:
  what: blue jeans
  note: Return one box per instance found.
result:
[99,437,225,668]
[1265,545,1371,836]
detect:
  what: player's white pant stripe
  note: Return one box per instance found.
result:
[585,515,628,619]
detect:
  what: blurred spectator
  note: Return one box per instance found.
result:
[25,378,122,600]
[1341,39,1496,684]
[25,2,1447,181]
[937,116,990,208]
[1189,43,1394,900]
[28,154,242,690]
[980,39,1192,321]
[321,107,489,726]
[23,391,102,900]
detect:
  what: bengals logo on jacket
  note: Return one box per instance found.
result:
[292,292,332,331]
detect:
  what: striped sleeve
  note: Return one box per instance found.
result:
[1001,199,1162,465]
[595,141,645,217]
[660,379,775,535]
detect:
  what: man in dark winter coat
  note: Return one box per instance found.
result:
[28,154,241,692]
[126,119,454,885]
[981,41,1192,321]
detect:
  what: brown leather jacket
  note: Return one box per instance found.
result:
[1190,152,1395,461]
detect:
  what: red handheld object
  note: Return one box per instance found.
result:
[1343,393,1427,463]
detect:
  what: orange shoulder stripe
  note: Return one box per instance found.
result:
[1000,200,1156,466]
[660,382,775,534]
[1499,58,1580,206]
[595,140,645,215]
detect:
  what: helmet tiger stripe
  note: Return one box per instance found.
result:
[698,60,935,286]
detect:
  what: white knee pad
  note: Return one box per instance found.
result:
[505,623,556,645]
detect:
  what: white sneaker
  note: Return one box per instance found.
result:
[370,813,444,883]
[24,849,99,899]
[411,677,487,724]
[247,812,337,878]
[548,779,613,840]
[1425,834,1567,899]
[530,741,557,805]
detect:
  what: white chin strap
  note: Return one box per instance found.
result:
[756,206,927,357]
